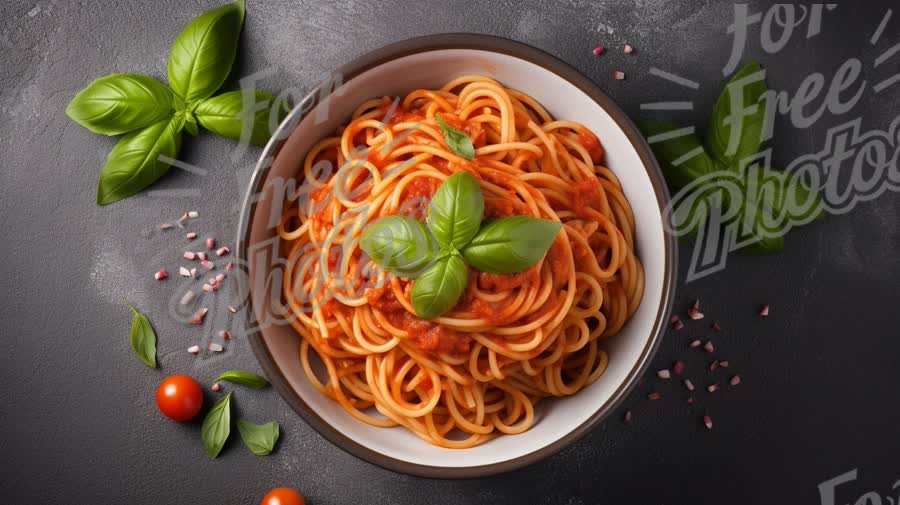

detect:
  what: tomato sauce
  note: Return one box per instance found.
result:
[576,129,605,164]
[478,267,537,291]
[571,178,601,218]
[484,196,527,219]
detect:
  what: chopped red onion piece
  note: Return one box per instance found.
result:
[614,70,625,80]
[211,383,221,392]
[672,319,684,331]
[670,314,680,324]
[186,232,197,240]
[179,267,191,277]
[684,379,695,391]
[704,415,713,430]
[205,238,215,250]
[709,360,720,371]
[154,269,167,280]
[202,284,213,292]
[656,369,671,379]
[180,290,195,305]
[189,267,197,278]
[759,304,769,316]
[623,410,632,423]
[592,46,604,56]
[195,252,206,261]
[730,375,741,386]
[216,246,230,257]
[703,340,714,353]
[673,360,686,375]
[215,273,225,282]
[688,307,705,320]
[159,223,173,230]
[719,360,729,368]
[190,307,208,324]
[187,211,199,219]
[227,306,237,314]
[187,345,201,354]
[201,260,214,269]
[219,330,232,340]
[707,383,719,393]
[711,322,722,332]
[208,342,223,352]
[183,251,196,260]
[225,261,234,271]
[690,339,702,348]
[647,392,661,401]
[624,44,634,54]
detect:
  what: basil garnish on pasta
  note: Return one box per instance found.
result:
[436,113,475,160]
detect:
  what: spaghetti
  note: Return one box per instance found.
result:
[277,75,644,448]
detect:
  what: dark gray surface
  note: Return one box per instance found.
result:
[1,1,898,504]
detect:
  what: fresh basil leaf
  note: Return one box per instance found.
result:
[65,74,177,135]
[96,118,182,205]
[201,391,232,459]
[167,0,245,102]
[127,304,156,368]
[740,166,824,253]
[360,216,437,276]
[427,171,484,249]
[411,253,468,320]
[707,61,769,168]
[637,119,718,189]
[214,370,269,389]
[237,420,280,456]
[461,216,561,274]
[194,90,287,147]
[436,113,475,160]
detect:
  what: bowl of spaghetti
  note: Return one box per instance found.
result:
[237,34,675,478]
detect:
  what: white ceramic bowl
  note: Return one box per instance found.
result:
[237,34,675,478]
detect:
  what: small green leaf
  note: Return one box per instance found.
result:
[411,253,468,319]
[201,391,233,459]
[360,216,437,276]
[167,0,245,102]
[194,90,288,147]
[96,118,182,205]
[65,74,177,135]
[127,304,156,368]
[461,216,561,274]
[237,420,280,456]
[637,119,718,189]
[427,171,484,249]
[740,166,823,253]
[436,113,475,160]
[214,370,269,389]
[707,61,769,168]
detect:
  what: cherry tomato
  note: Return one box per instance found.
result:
[261,487,305,505]
[155,375,203,422]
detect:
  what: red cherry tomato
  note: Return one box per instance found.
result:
[155,375,203,422]
[261,488,305,505]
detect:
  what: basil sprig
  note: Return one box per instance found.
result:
[436,113,475,160]
[237,420,280,456]
[66,0,287,205]
[214,370,269,389]
[127,304,157,368]
[201,391,233,459]
[639,61,822,253]
[362,172,561,319]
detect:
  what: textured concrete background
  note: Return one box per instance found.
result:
[1,1,898,504]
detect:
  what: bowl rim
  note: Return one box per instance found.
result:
[236,33,676,479]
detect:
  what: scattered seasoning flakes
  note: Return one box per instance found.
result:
[592,45,605,56]
[709,360,720,372]
[225,261,234,271]
[190,307,208,324]
[219,330,232,340]
[159,223,173,230]
[690,339,702,348]
[759,304,770,317]
[614,70,626,80]
[227,306,237,314]
[186,232,197,240]
[154,269,168,281]
[201,260,214,270]
[656,369,671,379]
[216,246,230,257]
[703,340,714,353]
[623,410,632,423]
[205,238,215,250]
[684,379,695,391]
[208,342,224,352]
[673,360,686,375]
[187,345,201,354]
[719,360,729,368]
[707,383,719,393]
[730,375,741,386]
[624,44,634,54]
[180,290,196,305]
[703,415,713,430]
[711,322,722,332]
[183,251,196,260]
[211,383,221,392]
[647,392,661,401]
